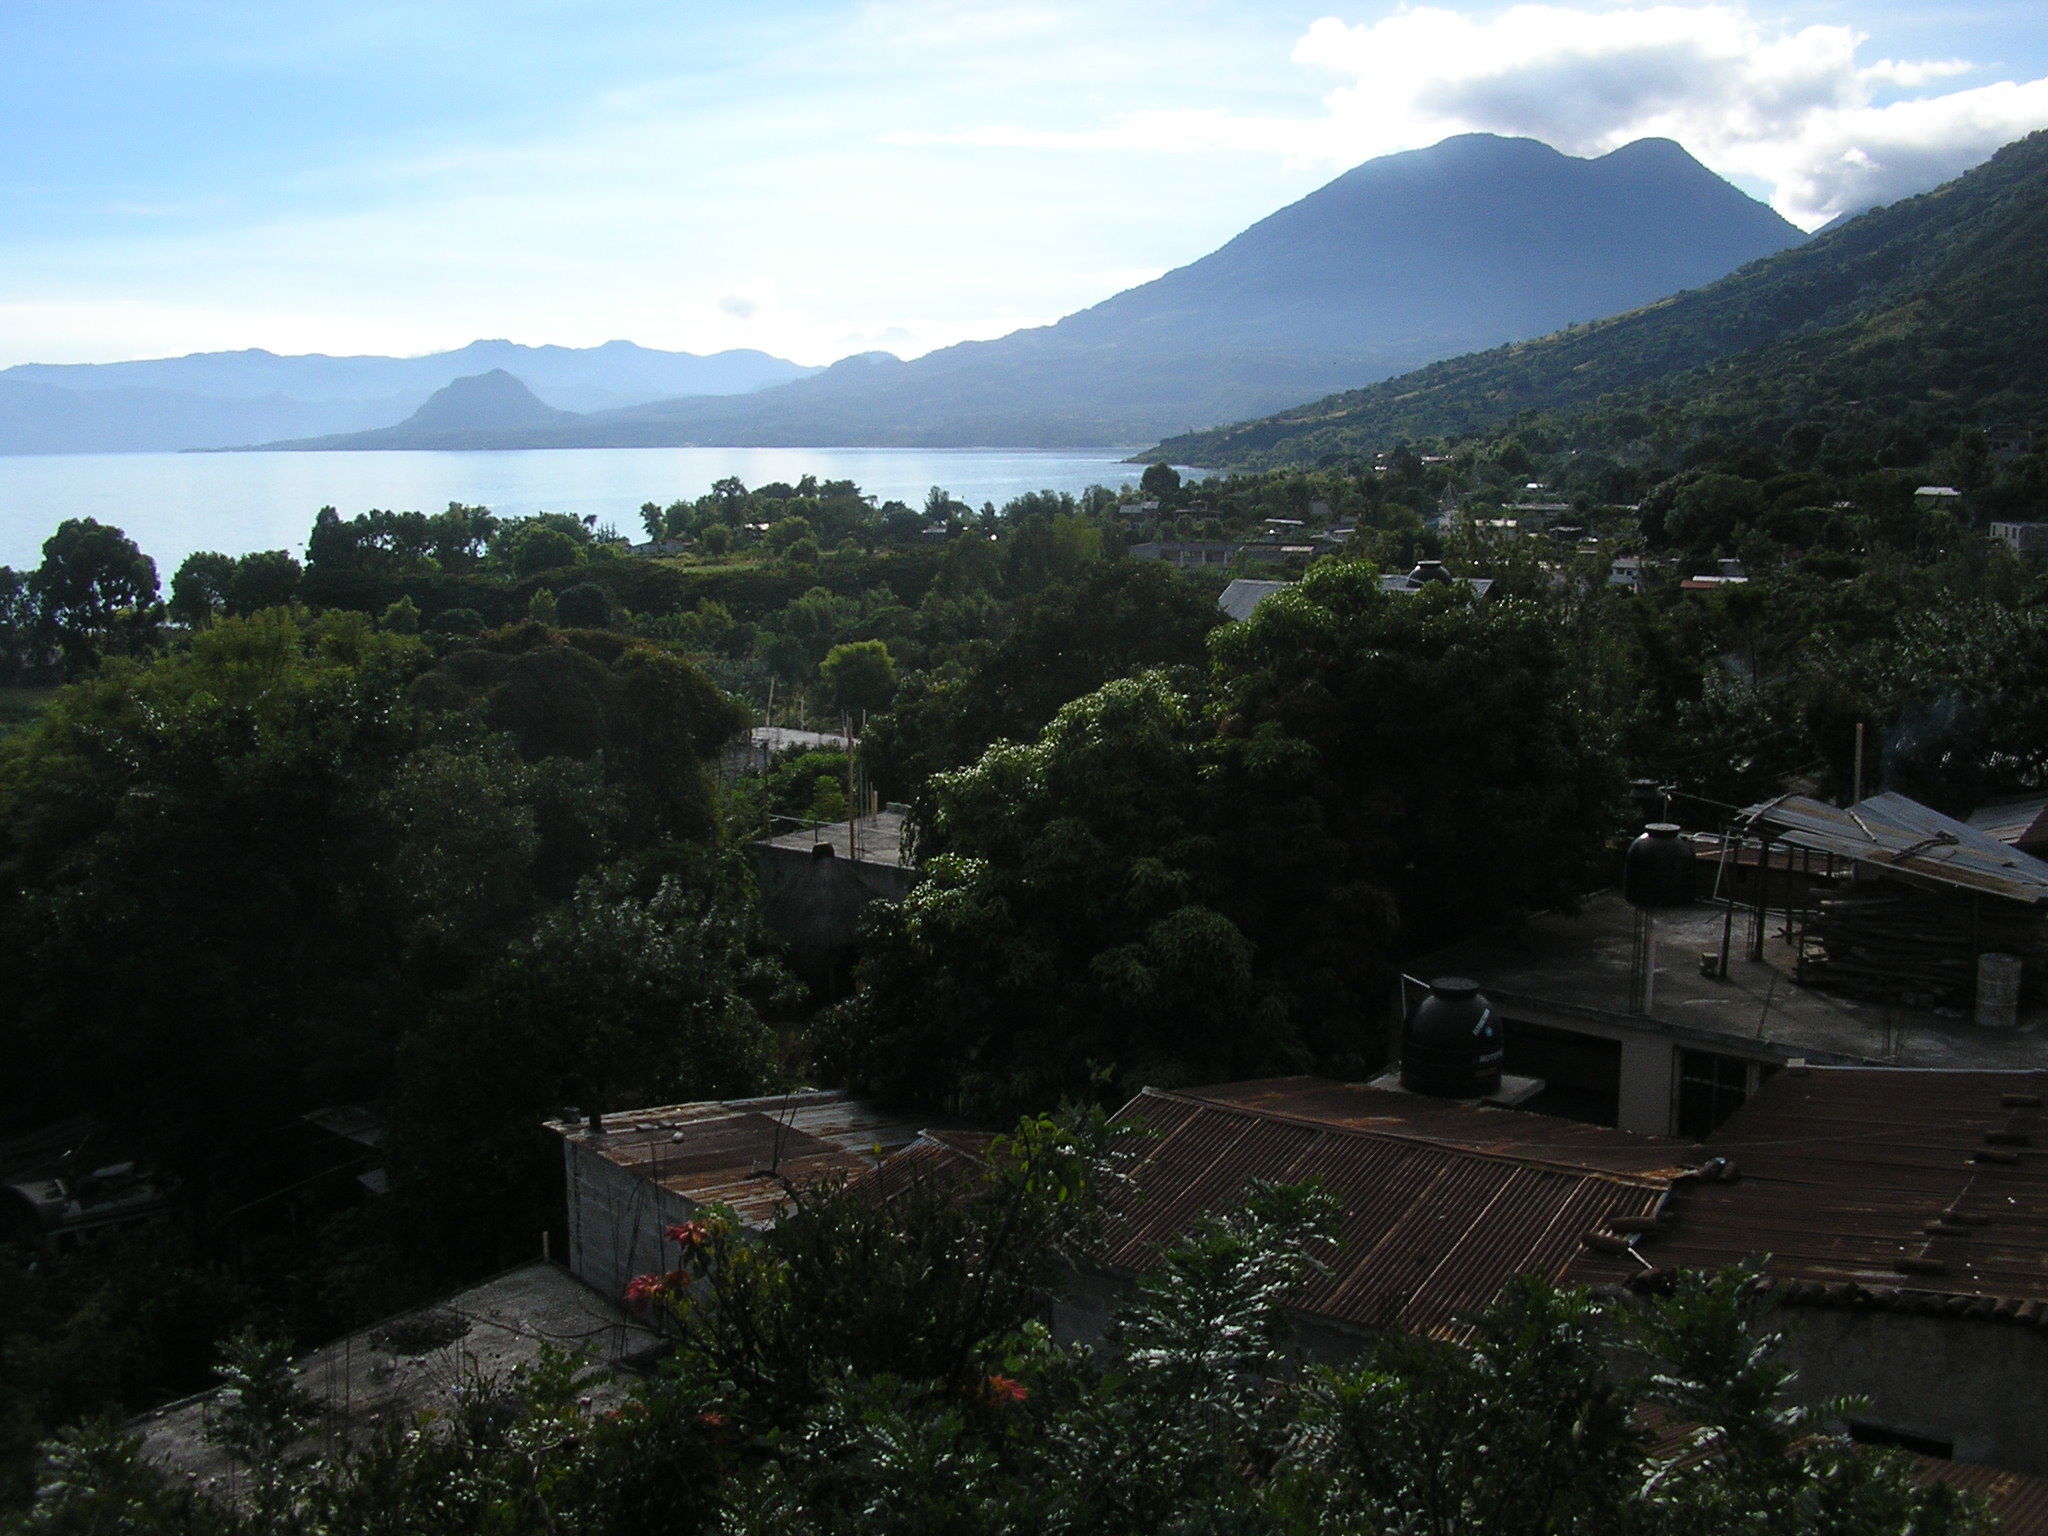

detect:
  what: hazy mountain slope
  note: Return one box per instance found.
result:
[0,341,816,453]
[253,370,579,450]
[454,134,1802,451]
[1153,129,2048,471]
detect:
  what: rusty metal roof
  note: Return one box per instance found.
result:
[1745,791,2048,904]
[1102,1083,1684,1338]
[544,1090,932,1230]
[1915,1457,2048,1535]
[1183,1078,1701,1180]
[1636,1067,2048,1311]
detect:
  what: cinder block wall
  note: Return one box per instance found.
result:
[562,1140,698,1306]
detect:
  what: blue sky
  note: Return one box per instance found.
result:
[3,1,2045,368]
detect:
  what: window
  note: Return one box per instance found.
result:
[1676,1049,1752,1138]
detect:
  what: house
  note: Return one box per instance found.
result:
[1916,485,1964,507]
[1609,555,1645,591]
[750,806,915,986]
[1627,1065,2048,1474]
[1992,522,2048,554]
[1381,559,1493,598]
[1128,540,1238,569]
[135,1263,648,1497]
[546,1090,933,1303]
[720,724,848,782]
[1216,578,1293,623]
[1416,793,2048,1139]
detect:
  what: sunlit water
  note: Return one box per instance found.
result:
[0,446,1195,573]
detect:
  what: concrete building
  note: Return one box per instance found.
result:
[1992,521,2048,555]
[1216,578,1293,622]
[546,1090,932,1304]
[1418,793,2048,1138]
[750,806,915,986]
[136,1263,648,1499]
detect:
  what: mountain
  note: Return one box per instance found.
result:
[430,133,1801,451]
[251,370,579,450]
[1152,130,2048,471]
[0,340,817,454]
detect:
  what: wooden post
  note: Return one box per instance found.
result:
[1853,722,1866,805]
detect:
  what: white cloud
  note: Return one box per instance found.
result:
[909,4,2048,228]
[1291,5,2048,226]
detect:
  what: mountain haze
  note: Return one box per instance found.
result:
[1152,129,2048,471]
[0,340,816,454]
[497,134,1803,450]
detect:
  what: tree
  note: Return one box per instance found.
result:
[509,523,584,578]
[822,674,1300,1117]
[28,519,160,668]
[168,551,238,627]
[1139,461,1181,501]
[225,550,302,616]
[819,639,896,718]
[767,516,815,555]
[557,582,614,629]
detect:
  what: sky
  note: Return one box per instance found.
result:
[3,1,2045,370]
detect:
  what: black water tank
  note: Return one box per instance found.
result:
[1623,823,1695,908]
[1401,977,1503,1099]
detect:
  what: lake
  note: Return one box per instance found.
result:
[0,446,1196,573]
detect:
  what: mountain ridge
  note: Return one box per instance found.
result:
[1149,129,2048,471]
[0,340,818,454]
[249,133,1805,453]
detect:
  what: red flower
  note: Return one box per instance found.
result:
[983,1374,1029,1406]
[665,1221,712,1249]
[695,1411,728,1430]
[623,1270,685,1310]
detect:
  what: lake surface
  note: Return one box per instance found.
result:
[0,446,1188,573]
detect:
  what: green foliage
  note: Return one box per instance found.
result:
[28,519,160,670]
[818,639,896,717]
[824,674,1305,1117]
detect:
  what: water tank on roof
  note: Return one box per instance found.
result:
[1623,823,1694,908]
[1400,978,1502,1099]
[1408,559,1451,584]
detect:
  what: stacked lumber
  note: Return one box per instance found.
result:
[1800,885,2048,1009]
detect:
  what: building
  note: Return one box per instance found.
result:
[546,1090,933,1303]
[1128,540,1238,569]
[136,1263,649,1498]
[720,724,849,782]
[1992,522,2048,554]
[750,807,915,986]
[1609,555,1645,592]
[1916,485,1964,506]
[1417,793,2048,1138]
[1380,560,1493,599]
[1628,1065,2048,1473]
[1216,578,1293,623]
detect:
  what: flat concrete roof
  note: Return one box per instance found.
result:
[135,1263,649,1498]
[760,808,910,868]
[1419,890,2048,1070]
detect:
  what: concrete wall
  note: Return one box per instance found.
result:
[1781,1307,2048,1474]
[561,1140,698,1307]
[750,844,915,980]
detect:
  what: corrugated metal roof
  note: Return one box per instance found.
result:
[1217,578,1294,622]
[1100,1084,1680,1338]
[1745,791,2048,904]
[545,1091,933,1230]
[1637,1067,2048,1310]
[1967,792,2048,851]
[1916,1457,2048,1535]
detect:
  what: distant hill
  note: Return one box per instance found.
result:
[315,133,1799,453]
[1153,130,2048,471]
[253,370,579,450]
[0,340,817,454]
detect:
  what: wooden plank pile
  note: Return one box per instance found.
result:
[1800,884,2048,1008]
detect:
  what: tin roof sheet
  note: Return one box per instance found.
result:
[1637,1067,2048,1307]
[1967,792,2048,851]
[1101,1084,1681,1338]
[545,1091,932,1230]
[1745,791,2048,903]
